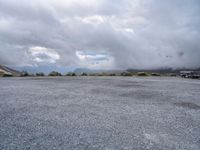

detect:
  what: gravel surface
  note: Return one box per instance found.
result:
[0,77,200,150]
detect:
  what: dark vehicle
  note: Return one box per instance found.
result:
[180,71,200,79]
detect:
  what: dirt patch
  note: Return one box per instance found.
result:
[117,84,144,88]
[173,102,200,110]
[119,90,159,99]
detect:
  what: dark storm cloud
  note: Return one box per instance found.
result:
[0,0,200,69]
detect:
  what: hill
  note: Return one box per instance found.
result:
[74,68,125,75]
[0,65,21,77]
[127,68,200,75]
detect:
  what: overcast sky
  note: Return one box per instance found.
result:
[0,0,200,70]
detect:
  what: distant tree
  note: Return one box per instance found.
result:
[72,73,76,76]
[120,72,132,76]
[101,72,108,76]
[169,73,177,77]
[21,71,29,77]
[0,71,4,77]
[36,72,45,76]
[89,73,97,76]
[151,73,160,76]
[81,73,88,76]
[28,74,35,77]
[137,72,149,76]
[65,72,77,76]
[95,73,103,76]
[66,73,72,76]
[48,71,62,76]
[109,73,116,76]
[2,73,13,77]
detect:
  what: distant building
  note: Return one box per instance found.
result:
[180,71,200,79]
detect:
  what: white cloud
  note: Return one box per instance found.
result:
[76,51,108,61]
[76,51,114,69]
[76,15,106,25]
[124,28,134,33]
[28,47,60,64]
[0,18,12,30]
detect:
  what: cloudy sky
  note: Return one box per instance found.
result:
[0,0,200,71]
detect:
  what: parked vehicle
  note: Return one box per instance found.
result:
[180,71,200,79]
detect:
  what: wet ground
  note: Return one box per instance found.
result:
[0,77,200,150]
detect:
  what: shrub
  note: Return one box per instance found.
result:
[28,74,35,77]
[65,73,76,76]
[169,73,177,77]
[137,72,149,76]
[81,73,88,76]
[151,73,160,76]
[66,73,72,76]
[89,73,97,76]
[36,72,45,76]
[120,72,132,76]
[109,73,116,76]
[101,72,107,76]
[72,73,77,76]
[3,73,13,77]
[0,71,4,77]
[21,71,29,77]
[48,71,62,76]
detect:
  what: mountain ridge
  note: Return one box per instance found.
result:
[0,65,21,77]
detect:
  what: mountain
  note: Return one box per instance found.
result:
[127,68,200,74]
[73,68,93,74]
[74,68,125,75]
[0,65,21,77]
[13,66,76,75]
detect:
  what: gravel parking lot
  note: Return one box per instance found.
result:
[0,77,200,150]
